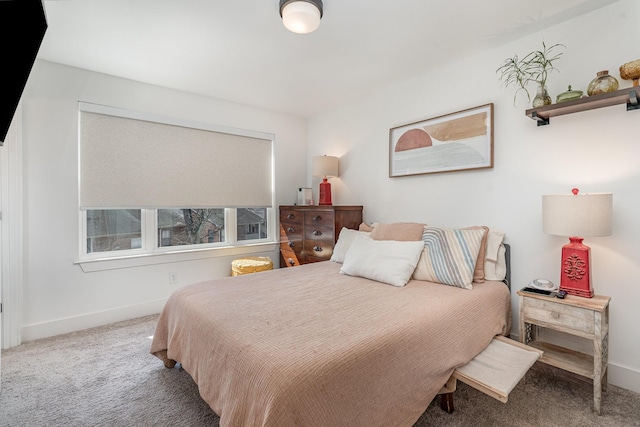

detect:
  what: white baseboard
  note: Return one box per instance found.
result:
[608,363,640,394]
[20,299,168,342]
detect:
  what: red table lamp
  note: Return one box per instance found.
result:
[542,188,612,298]
[312,155,339,206]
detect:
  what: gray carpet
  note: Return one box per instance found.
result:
[1,314,639,426]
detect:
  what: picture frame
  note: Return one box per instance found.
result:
[389,103,494,177]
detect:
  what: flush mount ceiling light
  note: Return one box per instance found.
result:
[279,0,323,34]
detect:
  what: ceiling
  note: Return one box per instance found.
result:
[38,0,619,117]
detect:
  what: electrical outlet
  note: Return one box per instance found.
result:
[169,272,178,284]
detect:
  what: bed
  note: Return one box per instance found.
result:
[151,224,511,426]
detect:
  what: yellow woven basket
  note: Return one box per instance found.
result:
[231,256,273,276]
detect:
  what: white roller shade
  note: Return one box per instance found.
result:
[79,107,273,209]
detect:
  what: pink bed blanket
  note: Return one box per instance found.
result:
[151,261,510,426]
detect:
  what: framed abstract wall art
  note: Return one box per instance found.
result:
[389,103,494,177]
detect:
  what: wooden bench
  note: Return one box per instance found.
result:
[439,336,543,412]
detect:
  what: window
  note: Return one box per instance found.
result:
[86,209,142,253]
[237,208,268,241]
[158,208,225,247]
[83,207,270,258]
[78,103,275,261]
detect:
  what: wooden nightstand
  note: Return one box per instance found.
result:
[517,290,610,415]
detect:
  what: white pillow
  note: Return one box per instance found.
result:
[484,230,507,281]
[330,227,370,263]
[340,234,424,287]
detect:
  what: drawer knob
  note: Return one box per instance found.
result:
[551,311,560,319]
[286,214,295,219]
[312,230,322,236]
[287,227,295,233]
[313,245,323,252]
[313,215,322,222]
[288,242,296,248]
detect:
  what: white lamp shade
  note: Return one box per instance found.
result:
[281,1,322,34]
[312,155,339,178]
[542,192,612,237]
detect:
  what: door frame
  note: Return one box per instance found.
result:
[1,106,24,351]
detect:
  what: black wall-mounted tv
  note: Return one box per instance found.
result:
[0,0,48,146]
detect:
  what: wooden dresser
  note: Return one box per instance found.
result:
[279,205,363,267]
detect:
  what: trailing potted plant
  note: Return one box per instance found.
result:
[496,42,565,107]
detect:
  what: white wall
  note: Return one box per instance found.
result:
[307,0,640,393]
[17,60,307,340]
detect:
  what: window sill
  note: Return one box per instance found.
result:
[75,241,278,272]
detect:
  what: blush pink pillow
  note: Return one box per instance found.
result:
[358,222,374,232]
[370,222,425,241]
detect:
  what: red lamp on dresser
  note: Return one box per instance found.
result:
[312,155,339,206]
[542,188,613,298]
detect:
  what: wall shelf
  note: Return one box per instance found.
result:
[525,87,640,126]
